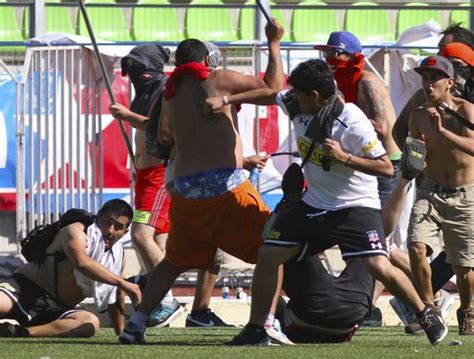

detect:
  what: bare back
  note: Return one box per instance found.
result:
[410,98,474,187]
[16,225,86,307]
[166,75,243,177]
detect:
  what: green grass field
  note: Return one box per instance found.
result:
[1,327,472,358]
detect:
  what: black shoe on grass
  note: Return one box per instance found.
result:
[417,307,448,346]
[225,324,276,346]
[0,322,29,338]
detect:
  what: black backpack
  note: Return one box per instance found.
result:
[20,209,96,263]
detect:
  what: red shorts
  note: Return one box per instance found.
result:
[133,165,170,234]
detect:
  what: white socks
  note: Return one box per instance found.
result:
[160,289,174,306]
[264,314,275,329]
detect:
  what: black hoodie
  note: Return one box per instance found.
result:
[121,43,170,116]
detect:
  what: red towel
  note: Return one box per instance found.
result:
[164,62,210,100]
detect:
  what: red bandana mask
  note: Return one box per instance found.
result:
[326,53,365,103]
[164,62,210,100]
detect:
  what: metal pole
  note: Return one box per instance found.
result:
[52,50,59,221]
[30,0,45,38]
[470,2,473,31]
[45,50,51,223]
[77,0,136,171]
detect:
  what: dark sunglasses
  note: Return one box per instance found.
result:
[325,49,350,58]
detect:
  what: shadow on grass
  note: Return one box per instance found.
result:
[0,339,228,347]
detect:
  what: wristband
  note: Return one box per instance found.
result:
[223,96,229,105]
[344,153,352,167]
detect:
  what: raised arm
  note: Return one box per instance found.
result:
[262,19,285,90]
[211,20,285,95]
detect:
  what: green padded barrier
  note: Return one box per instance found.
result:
[185,0,238,42]
[396,2,441,38]
[131,0,184,42]
[449,3,470,28]
[344,1,394,43]
[291,0,338,43]
[23,1,74,38]
[77,1,131,41]
[0,5,25,53]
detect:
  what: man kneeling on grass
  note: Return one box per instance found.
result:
[0,199,141,338]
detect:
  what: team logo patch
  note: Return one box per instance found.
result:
[268,230,281,239]
[298,117,310,126]
[367,230,380,242]
[0,282,15,292]
[361,139,379,154]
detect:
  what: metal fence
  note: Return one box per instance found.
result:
[11,43,271,242]
[16,46,108,239]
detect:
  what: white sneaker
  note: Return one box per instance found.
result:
[389,297,416,327]
[435,289,455,319]
[266,319,295,346]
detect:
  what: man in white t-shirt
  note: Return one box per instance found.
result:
[205,59,448,347]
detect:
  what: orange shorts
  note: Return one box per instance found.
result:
[166,179,270,269]
[133,165,170,234]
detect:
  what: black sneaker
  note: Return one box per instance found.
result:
[362,307,383,327]
[0,323,29,337]
[186,309,234,327]
[118,321,146,345]
[225,324,276,346]
[417,307,448,345]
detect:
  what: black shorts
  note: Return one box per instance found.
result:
[0,273,78,327]
[265,201,387,260]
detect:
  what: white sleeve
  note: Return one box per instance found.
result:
[275,90,291,115]
[343,116,386,159]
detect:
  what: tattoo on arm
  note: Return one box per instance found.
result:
[360,80,387,124]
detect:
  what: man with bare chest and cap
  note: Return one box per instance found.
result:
[407,55,474,336]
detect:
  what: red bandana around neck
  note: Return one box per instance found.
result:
[326,53,365,103]
[164,62,211,100]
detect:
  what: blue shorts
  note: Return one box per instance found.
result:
[174,168,247,200]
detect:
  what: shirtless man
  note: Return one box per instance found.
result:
[110,43,184,327]
[407,55,474,335]
[393,24,474,148]
[389,24,474,333]
[118,20,285,345]
[111,42,270,328]
[0,199,141,338]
